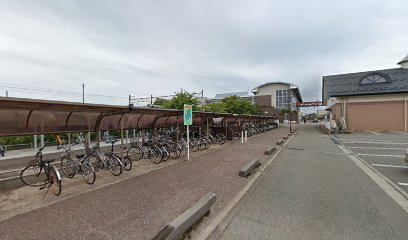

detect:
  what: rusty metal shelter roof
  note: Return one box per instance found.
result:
[0,97,273,136]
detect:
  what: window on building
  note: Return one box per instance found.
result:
[360,73,390,85]
[276,89,294,110]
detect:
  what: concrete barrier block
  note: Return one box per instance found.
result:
[153,192,217,240]
[264,147,276,155]
[239,159,261,177]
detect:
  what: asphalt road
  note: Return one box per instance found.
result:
[334,132,408,193]
[217,125,408,240]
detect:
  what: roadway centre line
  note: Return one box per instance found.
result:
[370,131,382,135]
[398,183,408,186]
[341,141,408,145]
[358,153,404,158]
[349,146,407,150]
[371,164,408,169]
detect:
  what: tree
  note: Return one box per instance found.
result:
[153,98,168,106]
[220,96,260,115]
[203,102,226,113]
[163,90,201,111]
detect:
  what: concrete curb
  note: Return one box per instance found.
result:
[264,147,276,155]
[283,136,288,140]
[276,139,284,145]
[152,192,217,240]
[239,159,261,177]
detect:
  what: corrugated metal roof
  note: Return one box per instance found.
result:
[322,68,408,103]
[214,91,251,99]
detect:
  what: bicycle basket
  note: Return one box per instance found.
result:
[26,159,40,167]
[130,141,138,148]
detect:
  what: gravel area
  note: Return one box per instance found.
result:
[0,126,290,240]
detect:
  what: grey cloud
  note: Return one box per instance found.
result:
[0,0,407,104]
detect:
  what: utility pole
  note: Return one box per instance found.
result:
[81,83,85,103]
[5,91,8,97]
[201,89,204,111]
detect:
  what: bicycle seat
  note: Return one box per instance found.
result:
[76,154,85,158]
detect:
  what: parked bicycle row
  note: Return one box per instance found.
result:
[18,123,278,196]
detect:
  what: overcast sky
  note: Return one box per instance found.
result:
[0,0,407,105]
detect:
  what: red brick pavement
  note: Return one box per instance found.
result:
[0,127,290,240]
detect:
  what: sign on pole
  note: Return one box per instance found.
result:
[184,104,193,160]
[184,104,193,126]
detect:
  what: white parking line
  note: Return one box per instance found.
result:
[334,138,408,143]
[392,131,408,135]
[370,131,382,135]
[349,147,407,150]
[371,164,408,169]
[398,183,408,186]
[342,141,408,145]
[358,153,403,158]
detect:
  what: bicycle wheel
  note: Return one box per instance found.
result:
[20,164,46,187]
[106,155,122,176]
[80,160,96,184]
[204,138,211,149]
[127,146,143,161]
[190,140,199,152]
[60,156,75,178]
[232,132,241,141]
[121,156,132,171]
[179,144,187,157]
[161,146,170,161]
[49,166,62,196]
[149,147,162,164]
[86,155,103,171]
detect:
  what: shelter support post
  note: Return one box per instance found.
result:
[206,117,209,137]
[40,134,44,148]
[34,135,38,149]
[68,133,71,145]
[120,114,124,161]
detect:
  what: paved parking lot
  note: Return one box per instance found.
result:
[333,131,408,193]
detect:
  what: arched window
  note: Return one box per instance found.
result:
[360,73,390,85]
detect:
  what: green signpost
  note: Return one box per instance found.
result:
[184,104,193,125]
[184,104,192,160]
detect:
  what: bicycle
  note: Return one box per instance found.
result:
[20,146,62,196]
[60,144,96,184]
[107,138,132,171]
[85,146,123,176]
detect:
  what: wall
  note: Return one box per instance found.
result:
[334,93,408,131]
[255,83,291,108]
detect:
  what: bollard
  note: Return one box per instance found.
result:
[245,131,247,142]
[241,131,244,144]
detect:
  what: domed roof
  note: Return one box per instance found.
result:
[397,54,408,65]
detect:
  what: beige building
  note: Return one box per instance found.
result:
[323,55,408,132]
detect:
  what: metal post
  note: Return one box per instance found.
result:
[126,130,129,144]
[5,91,8,97]
[87,132,91,146]
[187,125,190,160]
[81,83,85,103]
[133,129,136,139]
[40,134,45,148]
[68,133,71,145]
[241,131,244,143]
[97,131,101,150]
[245,131,247,142]
[206,117,209,137]
[34,135,38,149]
[121,115,124,161]
[225,118,228,141]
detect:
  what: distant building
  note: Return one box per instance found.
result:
[322,54,408,131]
[251,82,303,122]
[209,91,252,103]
